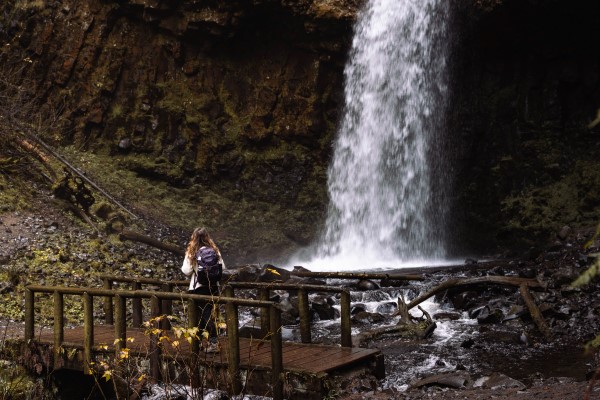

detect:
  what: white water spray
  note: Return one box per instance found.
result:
[296,0,451,269]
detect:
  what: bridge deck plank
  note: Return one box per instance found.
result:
[30,325,379,374]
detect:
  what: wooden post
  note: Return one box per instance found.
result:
[298,288,311,343]
[188,298,200,388]
[53,291,64,369]
[132,281,142,327]
[149,295,162,382]
[24,288,34,341]
[340,290,352,347]
[114,295,126,354]
[225,298,241,394]
[161,283,173,330]
[83,292,94,375]
[223,285,234,299]
[103,278,113,325]
[270,306,283,400]
[259,288,270,338]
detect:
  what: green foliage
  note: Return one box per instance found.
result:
[572,234,600,353]
[571,254,600,288]
[0,361,38,399]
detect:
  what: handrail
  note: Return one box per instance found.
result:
[225,282,352,347]
[100,275,353,347]
[24,285,284,400]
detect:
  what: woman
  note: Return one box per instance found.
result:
[181,227,226,352]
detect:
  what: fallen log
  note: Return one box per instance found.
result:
[353,302,436,347]
[519,284,552,339]
[290,270,424,281]
[15,138,57,180]
[119,229,184,257]
[29,134,138,219]
[405,276,545,311]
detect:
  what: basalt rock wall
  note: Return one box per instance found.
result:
[2,0,360,196]
[0,0,361,262]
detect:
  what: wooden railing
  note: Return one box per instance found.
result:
[24,284,285,399]
[100,275,353,347]
[225,282,352,347]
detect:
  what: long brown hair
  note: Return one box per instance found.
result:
[186,227,221,264]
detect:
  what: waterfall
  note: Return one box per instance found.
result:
[299,0,451,269]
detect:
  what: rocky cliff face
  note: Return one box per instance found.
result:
[0,0,361,262]
[3,0,600,263]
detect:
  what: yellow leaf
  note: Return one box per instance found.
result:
[127,337,135,343]
[266,268,280,276]
[102,370,112,382]
[113,338,122,345]
[172,340,180,348]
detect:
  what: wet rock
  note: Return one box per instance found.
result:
[360,290,391,303]
[476,307,504,324]
[375,301,397,315]
[478,372,526,390]
[350,303,367,314]
[118,137,132,151]
[502,305,527,321]
[292,265,311,273]
[465,258,478,265]
[231,264,260,282]
[409,372,472,390]
[447,290,481,310]
[351,311,385,324]
[518,267,537,279]
[311,294,339,320]
[552,266,579,286]
[272,292,299,325]
[379,277,410,287]
[355,279,379,290]
[576,253,589,267]
[557,225,572,240]
[258,264,290,282]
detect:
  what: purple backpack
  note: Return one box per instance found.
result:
[195,246,222,285]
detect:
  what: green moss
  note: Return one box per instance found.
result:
[155,80,214,124]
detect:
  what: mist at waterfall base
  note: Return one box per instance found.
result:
[290,0,458,271]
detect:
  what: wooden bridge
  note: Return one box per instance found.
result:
[11,275,386,400]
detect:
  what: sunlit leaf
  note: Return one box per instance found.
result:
[102,370,112,381]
